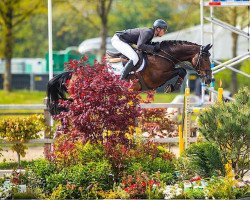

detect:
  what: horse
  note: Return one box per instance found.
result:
[47,40,212,115]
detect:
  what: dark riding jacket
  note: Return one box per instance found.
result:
[116,28,156,53]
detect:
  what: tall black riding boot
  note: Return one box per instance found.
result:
[165,77,184,93]
[120,60,134,80]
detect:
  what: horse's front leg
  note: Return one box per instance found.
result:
[130,81,142,91]
[164,68,187,93]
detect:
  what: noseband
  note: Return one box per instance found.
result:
[195,46,212,79]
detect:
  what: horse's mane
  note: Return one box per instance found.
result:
[160,40,200,47]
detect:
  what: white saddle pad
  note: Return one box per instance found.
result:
[108,59,145,76]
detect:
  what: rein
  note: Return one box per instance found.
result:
[153,46,211,79]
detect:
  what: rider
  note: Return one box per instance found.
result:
[111,19,168,80]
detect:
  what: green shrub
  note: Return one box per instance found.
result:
[125,145,176,184]
[205,176,250,199]
[198,87,250,178]
[12,191,36,199]
[184,142,225,177]
[46,161,112,198]
[26,158,57,189]
[0,115,45,166]
[184,188,205,199]
[0,160,35,169]
[77,141,105,163]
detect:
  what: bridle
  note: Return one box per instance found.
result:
[154,46,212,79]
[194,46,212,79]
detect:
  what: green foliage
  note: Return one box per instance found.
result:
[205,176,250,199]
[45,161,112,198]
[76,141,105,163]
[184,142,225,177]
[198,87,250,177]
[184,188,205,199]
[214,60,250,90]
[0,160,35,169]
[2,0,206,58]
[12,191,36,199]
[26,158,57,189]
[174,156,197,180]
[110,0,172,32]
[121,142,176,183]
[0,115,45,165]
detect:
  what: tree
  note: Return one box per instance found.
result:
[214,6,250,94]
[109,0,172,32]
[0,115,45,167]
[0,0,43,91]
[69,0,113,59]
[198,87,250,178]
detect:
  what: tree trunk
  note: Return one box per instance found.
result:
[231,32,239,95]
[100,21,107,58]
[17,152,21,168]
[230,8,239,95]
[3,5,13,92]
[99,0,108,59]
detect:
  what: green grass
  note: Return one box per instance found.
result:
[0,90,178,116]
[0,90,178,104]
[140,92,178,103]
[0,90,46,104]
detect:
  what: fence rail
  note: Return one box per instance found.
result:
[0,102,206,145]
[0,103,211,110]
[0,104,45,110]
[0,138,54,144]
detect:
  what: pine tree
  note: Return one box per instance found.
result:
[198,87,250,178]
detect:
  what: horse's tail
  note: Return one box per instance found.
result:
[46,71,72,115]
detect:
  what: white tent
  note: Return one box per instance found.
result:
[78,37,116,54]
[153,24,250,60]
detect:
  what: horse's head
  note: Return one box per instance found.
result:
[191,44,212,85]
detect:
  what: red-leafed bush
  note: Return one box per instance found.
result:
[55,58,142,144]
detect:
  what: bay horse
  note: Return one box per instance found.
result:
[47,40,212,115]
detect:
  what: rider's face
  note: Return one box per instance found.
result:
[156,28,167,37]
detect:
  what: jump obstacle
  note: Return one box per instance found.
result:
[178,81,226,156]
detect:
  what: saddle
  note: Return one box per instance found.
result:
[106,50,147,72]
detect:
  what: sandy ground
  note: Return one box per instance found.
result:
[0,145,179,162]
[0,146,45,162]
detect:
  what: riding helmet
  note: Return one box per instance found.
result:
[153,19,168,30]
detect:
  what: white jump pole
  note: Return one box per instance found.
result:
[48,0,53,127]
[48,0,53,81]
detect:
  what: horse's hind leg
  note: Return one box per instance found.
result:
[165,68,187,93]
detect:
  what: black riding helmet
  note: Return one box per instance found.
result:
[153,19,168,30]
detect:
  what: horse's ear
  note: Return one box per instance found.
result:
[203,44,213,52]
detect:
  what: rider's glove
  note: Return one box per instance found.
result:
[154,43,161,52]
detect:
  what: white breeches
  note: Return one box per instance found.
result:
[111,34,139,65]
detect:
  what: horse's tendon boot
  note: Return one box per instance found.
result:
[164,77,184,93]
[164,84,174,93]
[173,77,184,90]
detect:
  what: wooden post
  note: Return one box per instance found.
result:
[43,97,52,159]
